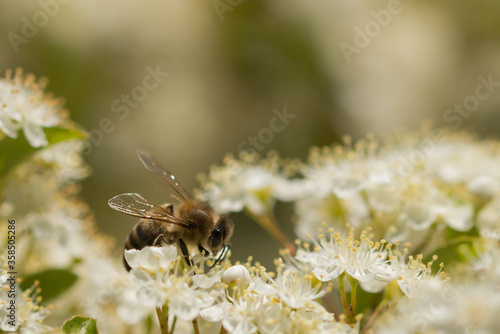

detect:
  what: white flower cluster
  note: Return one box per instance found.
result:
[125,245,362,334]
[124,225,445,334]
[376,242,500,334]
[0,69,149,333]
[0,68,68,147]
[296,130,500,246]
[196,151,298,216]
[0,262,54,333]
[294,227,445,297]
[197,129,500,254]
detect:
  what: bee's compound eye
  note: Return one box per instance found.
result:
[209,228,223,252]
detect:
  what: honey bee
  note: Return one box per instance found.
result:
[108,150,234,271]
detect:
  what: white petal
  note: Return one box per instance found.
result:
[295,249,316,264]
[360,279,388,293]
[191,274,218,289]
[397,279,419,298]
[126,246,177,271]
[443,203,473,231]
[346,267,377,283]
[249,280,276,296]
[331,177,364,198]
[170,294,200,320]
[222,317,258,334]
[468,175,497,198]
[200,303,230,322]
[23,122,48,147]
[313,267,343,282]
[404,203,436,230]
[0,114,20,138]
[124,249,142,269]
[130,268,153,283]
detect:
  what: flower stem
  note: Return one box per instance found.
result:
[245,209,296,256]
[338,273,349,316]
[156,307,168,334]
[193,318,200,334]
[361,300,388,333]
[170,316,177,334]
[347,275,358,324]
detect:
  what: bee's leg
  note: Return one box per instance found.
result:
[152,234,165,246]
[178,239,193,267]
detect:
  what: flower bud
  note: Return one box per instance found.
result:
[222,265,251,285]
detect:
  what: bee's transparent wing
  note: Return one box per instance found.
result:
[108,193,191,228]
[137,150,193,201]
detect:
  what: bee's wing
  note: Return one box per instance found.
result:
[108,193,192,228]
[137,150,193,201]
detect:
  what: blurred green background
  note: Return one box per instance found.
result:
[2,0,500,268]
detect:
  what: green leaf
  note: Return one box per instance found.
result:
[62,316,98,334]
[352,286,383,314]
[0,126,86,180]
[423,236,482,267]
[20,269,78,301]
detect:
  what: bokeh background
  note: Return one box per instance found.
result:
[2,0,500,267]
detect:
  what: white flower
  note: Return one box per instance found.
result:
[116,281,152,325]
[0,69,66,147]
[37,140,91,183]
[125,246,219,321]
[297,228,387,283]
[295,228,446,298]
[377,243,446,298]
[261,265,328,309]
[196,152,297,215]
[201,294,278,334]
[289,306,359,334]
[377,267,500,334]
[293,130,500,251]
[0,271,53,333]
